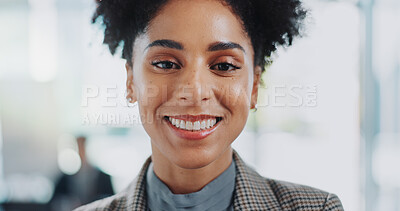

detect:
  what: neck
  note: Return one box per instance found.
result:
[151,145,233,194]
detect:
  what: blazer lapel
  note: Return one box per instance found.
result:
[128,157,151,211]
[232,151,281,210]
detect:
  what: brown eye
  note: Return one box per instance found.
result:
[152,61,181,69]
[210,63,240,71]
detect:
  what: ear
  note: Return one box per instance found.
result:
[250,65,262,109]
[125,62,137,103]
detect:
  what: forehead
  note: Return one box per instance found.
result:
[138,0,252,53]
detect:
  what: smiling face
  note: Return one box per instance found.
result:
[126,0,261,169]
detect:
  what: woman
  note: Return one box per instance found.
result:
[76,0,344,210]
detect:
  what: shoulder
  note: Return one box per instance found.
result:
[73,158,151,211]
[265,178,343,210]
[232,151,344,210]
[74,158,151,211]
[73,178,137,211]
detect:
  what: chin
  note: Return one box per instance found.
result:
[175,160,211,170]
[171,146,229,170]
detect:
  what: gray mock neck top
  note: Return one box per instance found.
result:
[146,160,236,211]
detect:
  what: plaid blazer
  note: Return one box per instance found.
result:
[74,151,344,211]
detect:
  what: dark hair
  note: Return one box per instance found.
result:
[92,0,306,72]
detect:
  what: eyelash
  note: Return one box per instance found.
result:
[151,61,181,70]
[151,61,241,72]
[210,63,241,71]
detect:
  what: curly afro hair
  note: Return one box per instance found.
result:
[92,0,307,72]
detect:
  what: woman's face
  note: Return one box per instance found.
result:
[127,0,260,169]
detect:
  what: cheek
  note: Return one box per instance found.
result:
[217,77,252,112]
[136,84,161,122]
[133,71,159,121]
[135,75,174,126]
[136,82,165,142]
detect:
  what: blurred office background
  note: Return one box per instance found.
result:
[0,0,399,210]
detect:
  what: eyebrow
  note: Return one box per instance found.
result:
[145,39,245,53]
[145,39,184,50]
[207,41,245,53]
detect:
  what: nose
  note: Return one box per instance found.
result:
[175,64,211,106]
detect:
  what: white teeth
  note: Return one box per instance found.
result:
[167,117,219,131]
[186,121,193,130]
[180,120,185,129]
[200,121,206,130]
[194,121,201,130]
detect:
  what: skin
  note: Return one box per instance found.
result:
[126,0,261,194]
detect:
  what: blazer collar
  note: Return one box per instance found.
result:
[130,150,280,210]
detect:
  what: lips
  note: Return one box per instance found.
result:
[163,115,222,140]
